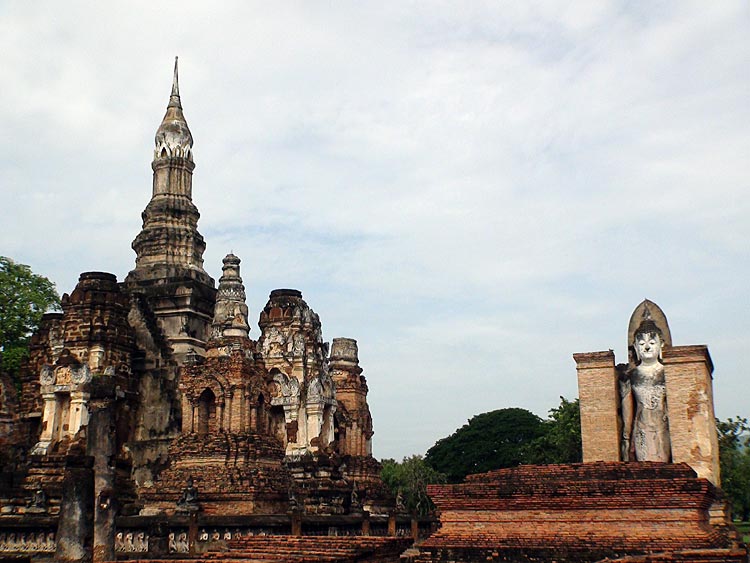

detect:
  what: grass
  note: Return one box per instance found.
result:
[734,521,749,543]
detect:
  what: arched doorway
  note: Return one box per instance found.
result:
[197,388,216,435]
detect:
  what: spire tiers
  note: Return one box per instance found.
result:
[211,254,250,340]
[129,57,210,281]
[155,56,193,161]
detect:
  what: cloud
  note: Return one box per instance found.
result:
[0,1,748,459]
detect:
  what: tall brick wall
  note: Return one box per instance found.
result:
[575,351,620,462]
[663,346,720,486]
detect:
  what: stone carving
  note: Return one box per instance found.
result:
[115,532,124,552]
[307,372,335,403]
[0,532,52,553]
[261,327,287,358]
[288,488,300,511]
[350,488,362,510]
[270,372,300,407]
[292,333,305,356]
[39,364,91,388]
[39,365,55,386]
[26,488,47,514]
[620,312,671,462]
[134,531,149,552]
[70,364,91,385]
[169,532,189,554]
[395,489,405,512]
[176,476,200,513]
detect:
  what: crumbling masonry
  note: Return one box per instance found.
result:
[0,59,401,562]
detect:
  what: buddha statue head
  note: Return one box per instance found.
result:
[633,319,664,366]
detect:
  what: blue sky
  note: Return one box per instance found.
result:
[1,1,748,459]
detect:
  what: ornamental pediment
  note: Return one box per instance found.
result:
[39,364,91,389]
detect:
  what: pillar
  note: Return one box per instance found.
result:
[663,345,720,485]
[33,392,58,454]
[181,395,193,433]
[69,392,90,437]
[574,351,620,462]
[89,406,115,563]
[56,456,95,562]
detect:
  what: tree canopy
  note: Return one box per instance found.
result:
[525,396,583,465]
[380,455,446,516]
[717,416,750,521]
[424,398,582,483]
[0,256,61,376]
[424,407,547,482]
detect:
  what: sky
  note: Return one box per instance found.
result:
[1,1,748,460]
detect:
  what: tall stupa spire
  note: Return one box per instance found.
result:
[125,58,216,362]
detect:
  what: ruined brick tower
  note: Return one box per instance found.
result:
[0,59,397,561]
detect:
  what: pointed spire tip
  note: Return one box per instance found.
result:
[167,56,182,109]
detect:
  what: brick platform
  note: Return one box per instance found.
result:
[416,462,747,563]
[115,535,412,563]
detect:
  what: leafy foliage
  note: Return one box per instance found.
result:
[0,256,61,377]
[380,455,446,516]
[525,396,582,465]
[423,399,582,483]
[424,408,546,482]
[717,416,750,521]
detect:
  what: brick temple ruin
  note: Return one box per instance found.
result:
[0,59,416,562]
[1,60,748,563]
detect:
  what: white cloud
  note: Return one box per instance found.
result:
[0,1,748,459]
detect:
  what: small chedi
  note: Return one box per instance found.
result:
[416,301,746,563]
[0,59,409,563]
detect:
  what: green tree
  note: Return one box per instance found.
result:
[0,256,61,377]
[525,397,582,464]
[424,408,546,482]
[380,455,446,516]
[717,416,750,521]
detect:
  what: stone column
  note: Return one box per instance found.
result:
[56,456,95,562]
[68,392,90,437]
[88,406,115,563]
[181,395,193,433]
[239,390,248,432]
[305,403,323,453]
[290,512,302,536]
[225,392,233,432]
[663,345,720,485]
[387,513,396,536]
[37,393,57,448]
[574,351,620,462]
[217,402,224,431]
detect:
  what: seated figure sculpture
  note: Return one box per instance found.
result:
[176,476,200,513]
[619,316,671,462]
